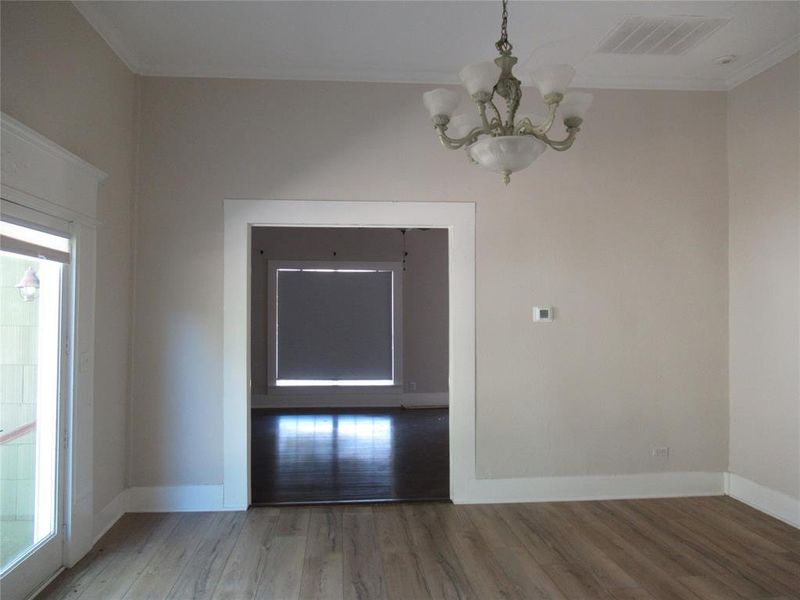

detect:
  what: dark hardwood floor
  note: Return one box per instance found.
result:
[39,496,800,600]
[250,407,449,504]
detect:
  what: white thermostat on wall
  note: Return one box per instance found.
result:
[533,306,554,322]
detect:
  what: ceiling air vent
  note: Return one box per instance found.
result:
[596,15,730,55]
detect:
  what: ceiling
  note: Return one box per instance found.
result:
[74,1,800,91]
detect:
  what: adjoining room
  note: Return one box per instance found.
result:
[249,226,450,504]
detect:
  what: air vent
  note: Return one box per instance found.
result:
[596,15,729,55]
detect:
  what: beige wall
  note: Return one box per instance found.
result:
[250,227,448,397]
[1,2,138,512]
[728,53,800,500]
[133,76,729,486]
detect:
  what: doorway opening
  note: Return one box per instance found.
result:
[249,226,449,504]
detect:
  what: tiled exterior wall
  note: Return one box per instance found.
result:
[0,253,39,521]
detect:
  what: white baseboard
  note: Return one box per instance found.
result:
[252,392,448,409]
[725,473,800,528]
[90,473,796,533]
[93,490,128,544]
[454,471,726,504]
[125,485,231,512]
[400,393,449,408]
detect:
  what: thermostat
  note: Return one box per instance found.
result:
[533,306,554,322]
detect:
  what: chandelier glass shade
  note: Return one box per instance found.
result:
[423,0,592,184]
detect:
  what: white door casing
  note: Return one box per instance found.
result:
[222,200,476,508]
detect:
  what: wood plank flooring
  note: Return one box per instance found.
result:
[251,409,449,504]
[38,496,800,600]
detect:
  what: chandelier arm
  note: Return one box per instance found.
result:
[532,103,559,135]
[514,118,534,136]
[539,127,580,151]
[435,125,494,150]
[514,103,559,136]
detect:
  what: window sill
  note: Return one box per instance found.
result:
[266,384,403,396]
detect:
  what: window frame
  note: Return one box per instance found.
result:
[266,259,403,391]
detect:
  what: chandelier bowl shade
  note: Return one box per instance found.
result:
[468,136,547,181]
[423,88,460,119]
[459,61,502,97]
[531,64,576,99]
[559,92,594,121]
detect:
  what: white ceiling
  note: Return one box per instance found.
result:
[74,1,800,91]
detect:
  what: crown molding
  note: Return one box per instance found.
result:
[71,1,143,74]
[73,1,799,92]
[136,63,733,92]
[571,75,729,92]
[724,33,800,90]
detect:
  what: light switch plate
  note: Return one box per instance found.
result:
[533,306,554,322]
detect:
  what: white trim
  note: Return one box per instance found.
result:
[125,485,233,513]
[252,391,449,409]
[1,112,103,598]
[724,35,800,90]
[455,471,726,505]
[22,567,64,600]
[401,392,449,408]
[1,114,107,183]
[133,63,736,92]
[571,75,728,92]
[224,200,475,508]
[726,473,800,528]
[85,473,724,514]
[92,490,128,544]
[51,475,799,530]
[72,3,799,92]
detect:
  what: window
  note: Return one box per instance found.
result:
[267,261,403,387]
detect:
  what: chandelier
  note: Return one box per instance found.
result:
[423,0,592,184]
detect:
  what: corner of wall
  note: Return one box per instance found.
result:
[125,73,143,491]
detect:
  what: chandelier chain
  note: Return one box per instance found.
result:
[495,0,513,55]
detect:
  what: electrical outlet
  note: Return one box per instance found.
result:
[408,382,416,392]
[652,446,670,458]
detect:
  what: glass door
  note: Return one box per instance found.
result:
[0,208,70,599]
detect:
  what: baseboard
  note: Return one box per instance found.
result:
[400,393,449,408]
[454,471,726,504]
[252,392,449,409]
[125,485,231,512]
[89,472,798,532]
[24,566,64,600]
[725,473,800,528]
[93,489,128,543]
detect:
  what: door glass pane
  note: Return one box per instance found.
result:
[0,250,63,572]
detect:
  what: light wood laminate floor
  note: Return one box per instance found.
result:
[38,496,800,600]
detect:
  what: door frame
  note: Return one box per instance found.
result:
[0,203,72,595]
[222,200,476,508]
[1,113,104,599]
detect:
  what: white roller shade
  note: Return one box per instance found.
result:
[276,268,395,383]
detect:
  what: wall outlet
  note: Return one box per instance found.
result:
[652,446,670,458]
[408,382,416,392]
